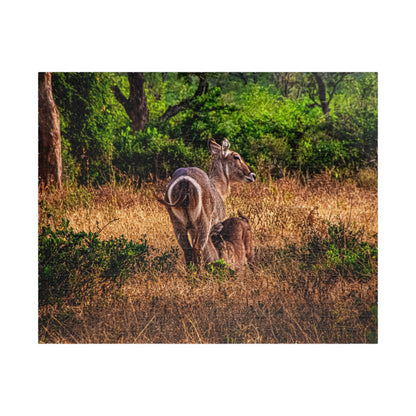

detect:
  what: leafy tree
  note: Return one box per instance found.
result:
[306,72,348,117]
[271,72,298,98]
[52,72,129,185]
[331,72,378,165]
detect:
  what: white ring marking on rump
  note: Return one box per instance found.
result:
[167,175,202,224]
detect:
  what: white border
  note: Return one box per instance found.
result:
[2,1,416,415]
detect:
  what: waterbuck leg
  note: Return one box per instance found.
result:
[192,244,203,268]
[189,231,203,268]
[203,238,220,264]
[174,227,194,266]
[194,223,218,265]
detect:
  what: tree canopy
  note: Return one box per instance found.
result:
[50,72,377,185]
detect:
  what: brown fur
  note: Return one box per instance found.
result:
[158,139,255,266]
[210,214,254,269]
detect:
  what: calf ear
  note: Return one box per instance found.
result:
[237,211,249,222]
[211,222,224,236]
[209,139,222,155]
[221,138,230,158]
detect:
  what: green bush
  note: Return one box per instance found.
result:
[324,223,378,280]
[296,132,355,175]
[39,219,150,305]
[151,247,180,273]
[206,258,235,282]
[113,126,210,179]
[250,134,292,178]
[294,221,378,282]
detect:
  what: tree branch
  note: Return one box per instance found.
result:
[327,73,347,104]
[110,85,128,109]
[159,73,209,122]
[307,89,320,107]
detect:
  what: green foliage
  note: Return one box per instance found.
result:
[113,126,209,179]
[291,221,378,282]
[165,87,237,144]
[51,72,377,184]
[366,304,378,343]
[151,247,180,273]
[296,131,357,176]
[231,86,323,172]
[52,73,129,185]
[206,258,235,282]
[332,73,378,165]
[251,134,292,178]
[39,219,150,305]
[323,223,378,280]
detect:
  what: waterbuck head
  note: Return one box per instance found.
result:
[209,139,256,196]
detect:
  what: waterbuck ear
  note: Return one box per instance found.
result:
[211,222,224,236]
[221,138,230,158]
[209,139,222,155]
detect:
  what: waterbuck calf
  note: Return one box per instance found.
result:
[210,214,254,269]
[158,139,255,266]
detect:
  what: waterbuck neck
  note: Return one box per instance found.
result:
[209,158,230,199]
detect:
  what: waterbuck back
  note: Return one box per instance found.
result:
[210,214,254,269]
[158,138,255,266]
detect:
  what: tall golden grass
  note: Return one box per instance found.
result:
[38,170,377,343]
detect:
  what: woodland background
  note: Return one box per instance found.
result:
[39,72,377,188]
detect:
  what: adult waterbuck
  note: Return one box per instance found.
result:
[210,214,254,269]
[158,138,256,266]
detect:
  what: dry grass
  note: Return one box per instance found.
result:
[38,171,378,343]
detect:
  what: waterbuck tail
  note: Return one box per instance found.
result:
[164,176,202,217]
[156,192,187,208]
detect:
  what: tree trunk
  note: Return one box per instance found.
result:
[111,72,149,132]
[234,72,248,85]
[38,72,62,189]
[311,72,347,117]
[312,72,330,116]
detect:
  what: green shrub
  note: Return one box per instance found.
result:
[296,131,358,176]
[113,126,209,179]
[292,221,378,282]
[206,258,235,282]
[366,304,378,343]
[39,219,150,306]
[52,72,130,185]
[323,223,378,280]
[151,247,180,273]
[251,134,292,178]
